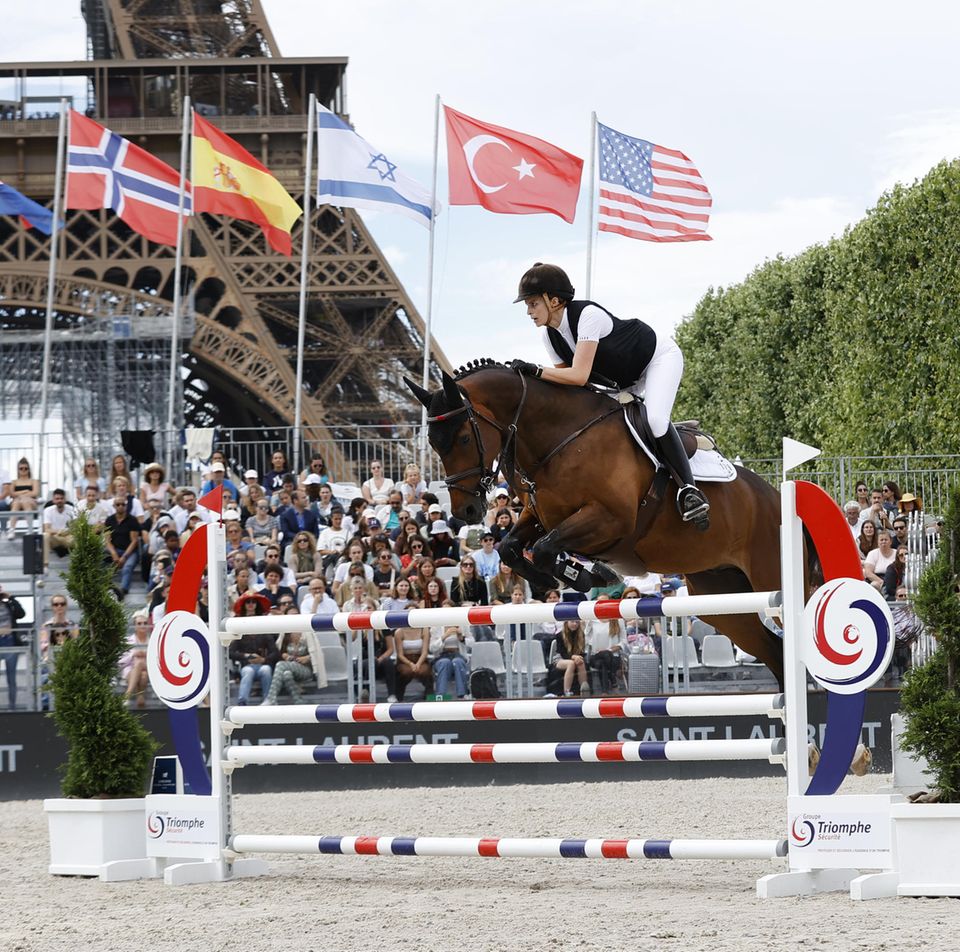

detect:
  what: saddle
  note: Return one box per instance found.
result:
[618,393,718,458]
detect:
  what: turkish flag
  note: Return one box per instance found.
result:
[444,106,583,224]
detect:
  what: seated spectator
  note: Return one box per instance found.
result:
[489,562,519,604]
[298,452,330,490]
[450,557,488,607]
[42,489,76,566]
[316,506,350,576]
[533,588,563,661]
[226,566,256,611]
[313,484,336,525]
[862,489,892,531]
[380,577,416,613]
[883,546,908,600]
[372,548,400,594]
[259,565,296,607]
[854,481,870,511]
[857,522,878,573]
[74,457,106,500]
[375,490,407,534]
[373,625,398,703]
[428,521,459,565]
[139,463,172,507]
[413,493,441,529]
[898,492,922,515]
[278,491,320,548]
[864,530,897,590]
[108,475,146,522]
[75,485,110,530]
[344,496,366,533]
[843,500,865,539]
[104,496,141,597]
[484,487,514,527]
[239,469,263,501]
[38,594,78,656]
[409,557,438,599]
[394,625,432,701]
[490,509,515,547]
[398,463,426,506]
[456,520,487,556]
[262,631,314,704]
[287,530,320,586]
[890,516,910,550]
[247,496,279,545]
[881,481,902,517]
[7,457,40,536]
[265,449,293,496]
[120,612,152,708]
[332,541,374,598]
[419,576,448,610]
[589,617,625,695]
[473,531,501,581]
[398,531,430,570]
[336,564,379,606]
[220,518,251,568]
[271,482,296,514]
[0,586,25,709]
[229,593,278,705]
[552,619,590,697]
[109,453,132,486]
[257,543,298,589]
[362,459,395,505]
[300,576,337,616]
[621,586,657,654]
[433,625,469,698]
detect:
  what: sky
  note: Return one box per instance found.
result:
[5,1,960,370]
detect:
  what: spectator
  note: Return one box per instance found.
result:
[864,530,897,590]
[898,492,922,516]
[109,454,132,486]
[854,481,870,510]
[332,541,374,598]
[621,586,657,654]
[553,619,590,697]
[413,493,441,529]
[246,497,279,545]
[224,519,253,571]
[398,463,426,506]
[489,562,519,604]
[484,487,514,527]
[456,520,487,556]
[380,577,416,613]
[287,530,320,585]
[419,577,447,610]
[473,531,501,581]
[375,490,407,534]
[361,459,394,505]
[890,517,910,550]
[298,452,329,490]
[372,548,399,594]
[314,484,336,524]
[589,617,625,695]
[257,544,298,589]
[428,520,459,565]
[883,546,908,600]
[490,509,515,547]
[316,506,350,575]
[107,475,146,522]
[229,593,278,705]
[862,489,892,531]
[239,469,263,501]
[7,457,40,536]
[139,463,172,507]
[74,457,106,500]
[450,556,487,607]
[259,565,296,607]
[75,486,110,529]
[201,462,240,503]
[337,564,380,606]
[533,588,563,661]
[0,585,25,709]
[881,481,902,517]
[433,625,469,699]
[39,594,78,655]
[394,625,432,701]
[279,490,321,546]
[372,624,398,703]
[857,522,878,572]
[104,496,141,597]
[42,489,76,566]
[398,532,430,571]
[300,576,337,616]
[344,497,366,533]
[409,557,438,599]
[265,449,293,495]
[148,569,174,623]
[262,630,314,704]
[843,500,864,539]
[226,566,256,610]
[120,613,152,708]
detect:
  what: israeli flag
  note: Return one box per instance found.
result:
[316,104,438,228]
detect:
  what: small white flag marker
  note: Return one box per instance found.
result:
[782,438,821,475]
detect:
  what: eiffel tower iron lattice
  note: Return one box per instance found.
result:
[0,0,452,482]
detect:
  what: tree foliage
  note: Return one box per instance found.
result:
[48,516,157,798]
[675,160,960,456]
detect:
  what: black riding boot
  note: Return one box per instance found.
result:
[653,425,710,530]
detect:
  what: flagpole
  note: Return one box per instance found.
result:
[38,99,67,494]
[293,93,316,478]
[166,95,191,478]
[584,110,597,299]
[419,93,441,477]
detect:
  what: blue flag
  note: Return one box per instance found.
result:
[0,180,57,235]
[315,104,438,228]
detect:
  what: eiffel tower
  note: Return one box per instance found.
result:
[0,0,450,478]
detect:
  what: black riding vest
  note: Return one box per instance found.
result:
[545,300,657,388]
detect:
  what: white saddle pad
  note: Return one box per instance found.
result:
[623,413,738,484]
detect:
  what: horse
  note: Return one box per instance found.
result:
[406,362,788,685]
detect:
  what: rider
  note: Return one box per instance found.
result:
[510,262,710,529]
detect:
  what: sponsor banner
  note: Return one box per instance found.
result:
[788,794,894,869]
[145,794,222,859]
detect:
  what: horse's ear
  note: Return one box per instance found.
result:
[441,371,464,408]
[404,376,433,408]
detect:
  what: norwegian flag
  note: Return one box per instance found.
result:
[66,110,190,246]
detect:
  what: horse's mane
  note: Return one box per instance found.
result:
[452,358,510,381]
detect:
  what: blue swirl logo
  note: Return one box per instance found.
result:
[146,812,165,839]
[791,817,815,848]
[146,611,212,710]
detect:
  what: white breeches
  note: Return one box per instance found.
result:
[628,335,683,438]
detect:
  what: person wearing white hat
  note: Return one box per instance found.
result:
[484,486,513,527]
[238,469,263,500]
[200,461,239,502]
[428,519,459,566]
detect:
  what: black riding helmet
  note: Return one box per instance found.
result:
[512,262,575,303]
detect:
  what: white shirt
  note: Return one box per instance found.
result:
[258,564,297,589]
[77,501,110,526]
[316,525,350,553]
[865,547,896,577]
[43,504,76,532]
[333,561,374,585]
[173,505,210,533]
[541,305,613,365]
[300,592,338,616]
[106,495,146,520]
[623,572,662,596]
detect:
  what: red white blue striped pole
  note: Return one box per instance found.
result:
[228,833,788,861]
[224,738,785,767]
[222,591,782,638]
[225,693,784,727]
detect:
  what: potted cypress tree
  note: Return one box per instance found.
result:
[43,514,158,878]
[892,484,960,895]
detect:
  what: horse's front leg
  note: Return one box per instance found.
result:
[500,508,559,591]
[531,503,624,593]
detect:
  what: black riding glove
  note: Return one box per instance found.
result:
[510,360,542,378]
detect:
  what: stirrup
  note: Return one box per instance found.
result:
[677,485,710,529]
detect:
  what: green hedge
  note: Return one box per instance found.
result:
[675,160,960,457]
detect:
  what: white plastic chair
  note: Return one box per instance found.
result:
[296,586,311,608]
[319,644,349,682]
[469,641,506,675]
[689,618,717,645]
[661,635,702,672]
[512,639,548,677]
[427,480,447,494]
[436,566,459,587]
[700,634,739,669]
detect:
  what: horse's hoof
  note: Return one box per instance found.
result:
[850,743,872,776]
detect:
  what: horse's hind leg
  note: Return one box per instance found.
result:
[685,568,785,688]
[531,504,623,592]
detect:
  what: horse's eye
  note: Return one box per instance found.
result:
[459,434,471,446]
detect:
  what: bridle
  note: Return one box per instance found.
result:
[426,374,529,501]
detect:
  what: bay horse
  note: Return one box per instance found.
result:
[406,362,787,685]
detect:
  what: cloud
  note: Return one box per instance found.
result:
[874,110,960,193]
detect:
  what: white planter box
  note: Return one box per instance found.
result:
[44,798,151,879]
[892,802,960,897]
[890,713,933,792]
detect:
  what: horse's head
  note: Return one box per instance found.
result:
[405,370,500,524]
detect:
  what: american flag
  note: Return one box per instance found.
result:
[597,122,711,242]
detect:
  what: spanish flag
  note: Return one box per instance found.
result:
[192,113,302,255]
